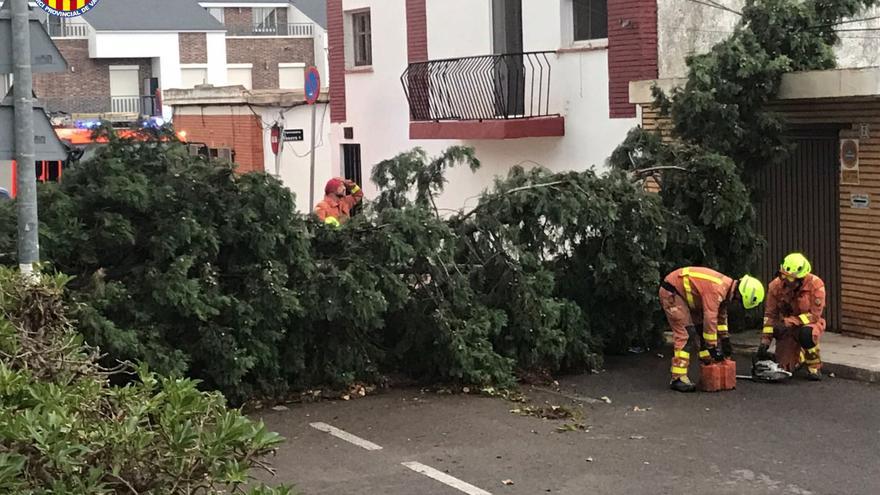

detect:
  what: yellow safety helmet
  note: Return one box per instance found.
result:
[738,275,765,310]
[780,252,811,280]
[323,216,341,228]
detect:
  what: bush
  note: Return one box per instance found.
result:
[1,127,313,404]
[0,268,291,494]
[0,129,756,400]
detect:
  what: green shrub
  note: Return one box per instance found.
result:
[0,268,291,494]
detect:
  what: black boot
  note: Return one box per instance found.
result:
[670,376,696,393]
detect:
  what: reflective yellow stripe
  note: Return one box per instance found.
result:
[675,350,690,359]
[680,268,722,310]
[703,333,718,342]
[799,314,811,325]
[699,350,710,359]
[671,366,688,375]
[682,270,696,309]
[689,272,723,284]
[805,358,821,365]
[762,326,775,334]
[717,324,729,332]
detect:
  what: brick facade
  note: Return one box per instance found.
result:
[405,0,428,62]
[327,0,346,122]
[33,40,152,113]
[224,6,253,26]
[179,33,208,64]
[173,112,265,174]
[224,7,288,29]
[607,0,658,118]
[226,38,314,89]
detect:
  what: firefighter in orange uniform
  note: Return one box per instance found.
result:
[660,267,765,392]
[315,177,364,227]
[757,253,826,380]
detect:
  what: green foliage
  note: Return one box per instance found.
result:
[6,0,876,398]
[1,127,313,404]
[660,0,877,174]
[0,268,291,494]
[611,0,876,281]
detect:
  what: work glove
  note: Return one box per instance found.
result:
[720,337,733,358]
[709,346,724,362]
[756,343,771,361]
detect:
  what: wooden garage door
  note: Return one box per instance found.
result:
[754,133,841,331]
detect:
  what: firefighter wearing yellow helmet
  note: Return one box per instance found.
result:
[659,267,765,392]
[757,253,827,380]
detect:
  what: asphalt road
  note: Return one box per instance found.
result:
[253,348,880,495]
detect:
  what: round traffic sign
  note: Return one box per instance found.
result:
[305,66,321,104]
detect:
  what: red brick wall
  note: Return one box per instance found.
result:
[33,40,152,112]
[173,112,265,174]
[607,0,658,118]
[179,33,208,64]
[224,7,252,26]
[405,0,428,62]
[226,38,314,89]
[224,7,288,28]
[327,0,346,122]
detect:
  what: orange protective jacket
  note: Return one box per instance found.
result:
[315,188,364,225]
[662,267,735,343]
[762,274,826,344]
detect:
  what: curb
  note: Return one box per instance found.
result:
[730,343,880,384]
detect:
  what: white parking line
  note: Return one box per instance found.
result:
[309,422,383,451]
[402,461,493,495]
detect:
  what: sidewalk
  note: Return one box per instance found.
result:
[728,330,880,383]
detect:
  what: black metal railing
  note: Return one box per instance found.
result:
[400,51,555,122]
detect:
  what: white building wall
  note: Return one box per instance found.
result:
[205,32,229,85]
[658,0,880,79]
[91,32,183,119]
[260,103,333,212]
[334,0,637,212]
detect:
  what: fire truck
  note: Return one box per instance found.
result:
[0,118,187,199]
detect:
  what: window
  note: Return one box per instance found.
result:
[352,11,372,66]
[208,7,224,24]
[180,66,208,89]
[254,7,278,33]
[573,0,607,41]
[227,65,253,90]
[279,63,306,90]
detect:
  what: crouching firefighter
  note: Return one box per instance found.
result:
[756,253,826,380]
[660,267,765,393]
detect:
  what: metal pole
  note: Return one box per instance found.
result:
[12,0,38,275]
[308,102,317,209]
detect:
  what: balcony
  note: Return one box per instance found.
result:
[400,51,564,140]
[39,95,159,121]
[226,22,314,38]
[44,21,90,39]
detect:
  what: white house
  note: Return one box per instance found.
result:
[326,0,658,211]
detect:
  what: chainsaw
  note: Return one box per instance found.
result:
[736,359,792,382]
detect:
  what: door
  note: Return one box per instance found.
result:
[342,144,362,186]
[491,0,524,117]
[342,144,363,217]
[109,66,140,113]
[754,131,842,331]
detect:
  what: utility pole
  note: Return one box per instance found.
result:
[11,0,38,275]
[308,100,317,209]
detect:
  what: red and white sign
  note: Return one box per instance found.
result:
[270,124,281,155]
